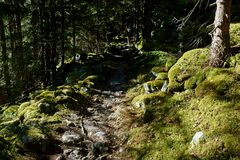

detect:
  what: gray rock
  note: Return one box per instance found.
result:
[70,114,80,121]
[95,131,106,140]
[161,80,168,92]
[67,148,82,160]
[55,155,64,160]
[62,131,81,144]
[65,120,76,127]
[63,149,73,155]
[93,142,108,154]
[191,131,204,147]
[151,71,158,77]
[95,132,105,137]
[143,83,151,94]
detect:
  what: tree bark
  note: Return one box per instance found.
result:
[61,0,65,67]
[16,13,24,84]
[72,0,76,63]
[50,0,57,83]
[5,0,16,83]
[39,0,47,85]
[209,0,232,67]
[0,16,11,95]
[134,0,140,42]
[143,0,152,44]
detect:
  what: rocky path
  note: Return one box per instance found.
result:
[49,46,135,160]
[50,90,129,160]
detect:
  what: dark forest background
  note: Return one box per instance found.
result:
[0,0,240,100]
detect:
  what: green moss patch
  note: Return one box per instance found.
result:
[128,48,240,159]
[143,80,164,93]
[131,92,167,122]
[0,82,91,158]
[225,52,240,68]
[230,23,240,47]
[156,72,168,80]
[168,48,209,92]
[195,68,237,97]
[128,85,240,159]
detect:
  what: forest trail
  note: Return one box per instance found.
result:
[49,46,135,160]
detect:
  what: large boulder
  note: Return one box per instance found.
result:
[168,48,209,92]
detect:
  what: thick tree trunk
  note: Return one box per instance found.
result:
[209,0,232,67]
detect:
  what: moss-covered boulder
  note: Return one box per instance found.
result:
[55,95,82,110]
[195,68,237,97]
[34,91,55,102]
[132,92,167,122]
[143,80,164,93]
[57,85,75,95]
[165,58,177,71]
[128,81,240,159]
[22,126,48,150]
[168,48,209,92]
[36,99,59,115]
[1,105,19,121]
[56,85,90,111]
[151,67,166,77]
[132,92,166,111]
[18,102,41,123]
[127,47,240,160]
[78,75,99,88]
[156,72,168,80]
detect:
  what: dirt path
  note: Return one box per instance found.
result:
[49,46,135,160]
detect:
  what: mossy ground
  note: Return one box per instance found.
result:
[127,45,240,159]
[1,23,240,159]
[230,23,240,47]
[0,75,95,158]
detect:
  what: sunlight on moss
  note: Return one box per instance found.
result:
[128,48,240,160]
[168,48,209,92]
[230,23,240,47]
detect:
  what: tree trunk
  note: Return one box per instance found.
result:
[5,0,16,82]
[134,0,140,42]
[143,0,152,44]
[39,0,46,84]
[16,12,24,88]
[0,16,11,95]
[61,0,65,67]
[50,0,57,83]
[72,0,76,63]
[96,0,100,53]
[209,0,232,67]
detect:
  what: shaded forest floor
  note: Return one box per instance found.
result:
[0,45,139,160]
[48,47,136,159]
